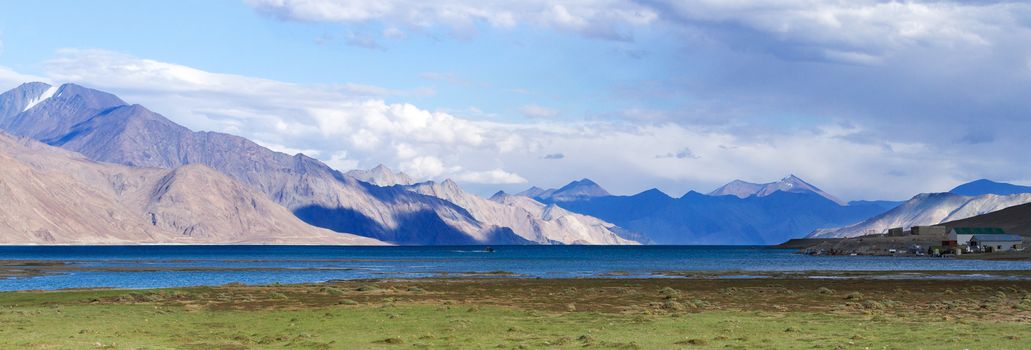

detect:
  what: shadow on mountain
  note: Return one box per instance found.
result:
[550,191,889,245]
[293,205,531,245]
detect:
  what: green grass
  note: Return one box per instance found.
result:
[1,279,1029,349]
[0,299,1026,349]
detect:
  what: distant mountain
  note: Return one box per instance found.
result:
[343,165,636,244]
[949,179,1031,196]
[940,202,1031,237]
[403,180,636,244]
[518,178,610,202]
[810,192,1031,238]
[517,186,555,200]
[345,164,414,187]
[524,177,888,245]
[709,175,846,205]
[0,133,384,245]
[0,82,629,245]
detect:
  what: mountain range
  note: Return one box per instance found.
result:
[520,176,896,244]
[3,82,1030,245]
[0,82,632,245]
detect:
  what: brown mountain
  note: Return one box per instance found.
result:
[0,133,385,245]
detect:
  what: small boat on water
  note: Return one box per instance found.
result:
[484,246,495,253]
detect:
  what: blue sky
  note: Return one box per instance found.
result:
[3,1,1031,200]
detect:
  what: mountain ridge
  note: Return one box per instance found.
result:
[0,132,385,245]
[709,175,847,205]
[949,179,1031,196]
[524,179,887,245]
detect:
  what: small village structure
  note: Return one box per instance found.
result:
[912,226,948,236]
[886,225,949,237]
[945,227,1024,253]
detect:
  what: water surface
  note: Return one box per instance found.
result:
[2,245,1030,290]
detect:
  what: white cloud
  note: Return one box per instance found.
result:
[401,156,454,179]
[0,66,50,91]
[454,169,528,184]
[518,104,558,119]
[17,49,1019,200]
[247,1,1031,65]
[325,151,360,171]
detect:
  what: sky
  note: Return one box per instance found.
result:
[2,0,1031,200]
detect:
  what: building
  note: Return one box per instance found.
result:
[911,226,947,236]
[887,227,906,237]
[969,234,1023,252]
[948,227,1008,246]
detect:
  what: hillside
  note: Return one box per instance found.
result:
[0,133,385,245]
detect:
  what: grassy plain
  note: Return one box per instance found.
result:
[1,278,1029,349]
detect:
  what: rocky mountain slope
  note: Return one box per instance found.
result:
[337,164,636,245]
[401,178,635,245]
[0,133,385,245]
[809,192,1031,238]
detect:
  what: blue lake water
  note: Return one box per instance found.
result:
[2,245,1030,291]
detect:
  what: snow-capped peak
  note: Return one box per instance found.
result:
[22,84,60,112]
[710,175,847,205]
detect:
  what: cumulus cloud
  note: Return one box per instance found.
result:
[518,104,558,119]
[400,156,450,179]
[16,48,1030,200]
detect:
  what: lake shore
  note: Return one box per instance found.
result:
[1,277,1029,349]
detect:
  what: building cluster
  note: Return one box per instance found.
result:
[885,226,1024,255]
[943,227,1023,254]
[887,225,948,237]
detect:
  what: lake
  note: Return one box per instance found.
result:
[2,245,1031,291]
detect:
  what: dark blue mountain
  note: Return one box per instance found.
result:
[534,179,891,245]
[949,179,1031,196]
